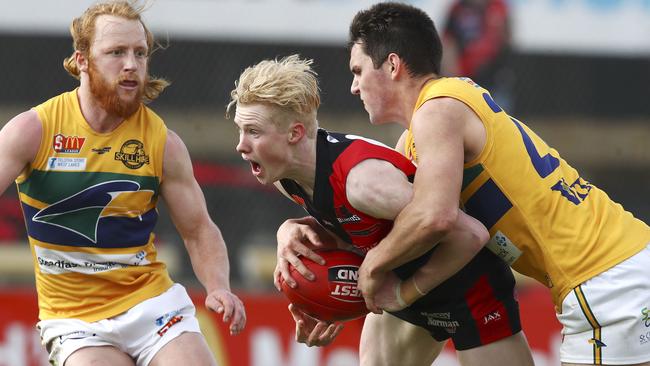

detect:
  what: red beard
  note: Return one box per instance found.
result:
[88,61,144,118]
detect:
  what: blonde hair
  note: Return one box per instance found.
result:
[62,0,169,102]
[227,55,320,137]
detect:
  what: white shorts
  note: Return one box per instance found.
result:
[558,243,650,365]
[37,283,202,366]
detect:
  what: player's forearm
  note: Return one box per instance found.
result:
[414,232,483,292]
[185,223,232,293]
[399,224,487,304]
[369,204,455,273]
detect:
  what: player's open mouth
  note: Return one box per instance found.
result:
[119,80,138,89]
[250,160,262,175]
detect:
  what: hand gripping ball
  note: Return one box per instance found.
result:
[280,250,369,322]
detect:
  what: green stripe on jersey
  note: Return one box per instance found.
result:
[18,170,159,203]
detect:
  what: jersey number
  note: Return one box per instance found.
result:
[508,115,592,205]
[510,117,559,178]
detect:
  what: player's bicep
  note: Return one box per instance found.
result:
[410,98,466,213]
[346,159,412,220]
[161,130,210,236]
[0,110,42,194]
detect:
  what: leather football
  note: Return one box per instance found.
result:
[280,249,369,322]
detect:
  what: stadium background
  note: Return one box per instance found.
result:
[0,0,648,365]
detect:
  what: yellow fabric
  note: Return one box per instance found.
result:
[405,77,650,307]
[17,89,172,321]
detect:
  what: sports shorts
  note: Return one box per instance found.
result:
[390,247,521,350]
[558,242,650,365]
[37,283,202,366]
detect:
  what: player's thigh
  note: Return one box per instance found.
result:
[65,346,135,366]
[360,312,443,366]
[559,244,650,365]
[456,331,534,366]
[149,332,217,366]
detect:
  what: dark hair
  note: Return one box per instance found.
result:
[348,2,442,76]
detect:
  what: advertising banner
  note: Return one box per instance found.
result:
[0,285,561,366]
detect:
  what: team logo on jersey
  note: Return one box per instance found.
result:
[32,180,154,243]
[115,139,150,169]
[53,134,86,154]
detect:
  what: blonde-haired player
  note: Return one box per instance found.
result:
[229,55,534,366]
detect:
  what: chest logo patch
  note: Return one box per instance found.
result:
[115,139,150,169]
[53,134,86,154]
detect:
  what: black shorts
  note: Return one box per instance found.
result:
[389,248,521,350]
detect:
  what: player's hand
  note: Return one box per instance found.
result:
[275,218,327,290]
[374,272,424,311]
[205,288,247,335]
[288,304,344,347]
[373,271,407,311]
[357,250,387,314]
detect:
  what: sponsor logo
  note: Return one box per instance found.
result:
[92,147,112,155]
[421,312,460,332]
[53,134,86,154]
[335,206,362,224]
[35,247,150,275]
[483,310,502,324]
[328,265,363,302]
[114,139,149,169]
[46,157,86,171]
[642,307,650,327]
[486,231,522,266]
[157,315,183,337]
[156,310,181,326]
[588,338,607,347]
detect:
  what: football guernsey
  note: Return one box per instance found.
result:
[16,89,173,322]
[280,130,522,350]
[404,77,650,307]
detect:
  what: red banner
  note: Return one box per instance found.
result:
[0,285,561,366]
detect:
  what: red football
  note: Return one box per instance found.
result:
[280,249,369,322]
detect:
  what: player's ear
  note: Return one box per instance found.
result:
[288,122,306,144]
[386,53,403,80]
[75,50,89,73]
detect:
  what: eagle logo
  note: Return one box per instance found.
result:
[32,180,154,243]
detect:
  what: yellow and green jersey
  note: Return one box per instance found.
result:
[405,77,650,307]
[17,89,173,322]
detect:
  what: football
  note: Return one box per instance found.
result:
[280,249,369,322]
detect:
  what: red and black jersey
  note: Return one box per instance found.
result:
[280,129,522,350]
[280,129,432,277]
